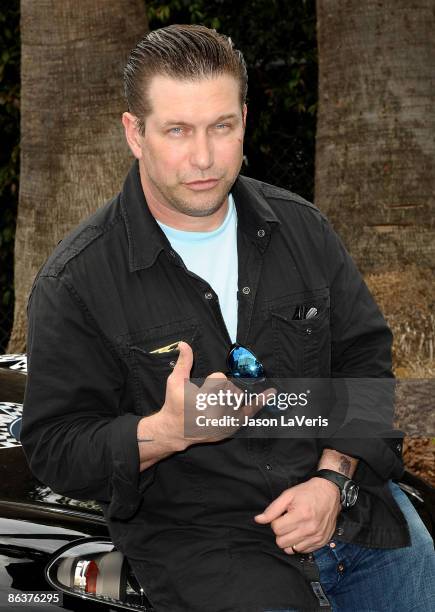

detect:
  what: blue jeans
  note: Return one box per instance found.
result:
[268,480,435,611]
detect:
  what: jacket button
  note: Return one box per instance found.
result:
[396,443,402,452]
[242,286,251,295]
[336,527,344,536]
[265,464,272,470]
[204,291,213,300]
[337,562,345,573]
[257,229,265,237]
[306,327,312,335]
[329,542,336,548]
[169,360,176,368]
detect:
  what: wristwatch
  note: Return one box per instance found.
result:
[313,469,359,509]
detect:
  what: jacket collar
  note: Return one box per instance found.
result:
[120,160,280,272]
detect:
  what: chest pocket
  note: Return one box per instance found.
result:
[269,288,331,377]
[119,318,206,416]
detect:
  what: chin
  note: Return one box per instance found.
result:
[179,202,225,217]
[173,190,229,217]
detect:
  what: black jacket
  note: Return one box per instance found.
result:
[22,162,409,612]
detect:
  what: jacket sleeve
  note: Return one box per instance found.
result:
[317,218,405,482]
[21,274,153,520]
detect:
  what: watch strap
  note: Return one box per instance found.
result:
[313,469,360,509]
[313,469,352,491]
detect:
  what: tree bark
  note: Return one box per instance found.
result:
[9,0,148,351]
[315,1,434,477]
[315,0,435,273]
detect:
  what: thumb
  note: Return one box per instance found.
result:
[171,341,193,380]
[254,490,293,524]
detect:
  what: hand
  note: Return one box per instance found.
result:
[160,341,275,450]
[254,477,341,554]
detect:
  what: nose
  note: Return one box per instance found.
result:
[190,131,213,170]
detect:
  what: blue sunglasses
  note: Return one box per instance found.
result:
[226,343,265,383]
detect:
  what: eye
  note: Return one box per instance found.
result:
[216,123,230,130]
[168,127,183,135]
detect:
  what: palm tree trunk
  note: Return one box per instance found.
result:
[315,0,435,273]
[315,1,435,476]
[9,0,148,351]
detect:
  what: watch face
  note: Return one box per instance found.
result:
[343,482,359,508]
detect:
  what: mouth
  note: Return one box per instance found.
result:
[183,178,220,191]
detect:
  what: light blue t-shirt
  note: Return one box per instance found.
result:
[156,194,238,343]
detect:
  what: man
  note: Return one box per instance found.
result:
[21,24,434,612]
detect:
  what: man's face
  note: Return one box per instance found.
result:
[135,74,246,218]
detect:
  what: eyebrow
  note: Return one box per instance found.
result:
[160,113,240,129]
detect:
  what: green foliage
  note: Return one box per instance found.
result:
[146,0,318,196]
[0,0,19,350]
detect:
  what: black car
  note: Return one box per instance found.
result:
[0,354,152,611]
[0,354,433,611]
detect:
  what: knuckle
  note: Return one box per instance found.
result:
[206,371,227,381]
[166,372,176,386]
[299,510,310,522]
[307,521,318,534]
[270,519,280,534]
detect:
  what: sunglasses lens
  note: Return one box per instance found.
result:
[228,345,265,379]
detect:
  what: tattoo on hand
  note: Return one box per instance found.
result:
[339,455,351,476]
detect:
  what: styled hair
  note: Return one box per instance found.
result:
[123,24,248,134]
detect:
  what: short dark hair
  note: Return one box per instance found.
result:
[123,24,248,134]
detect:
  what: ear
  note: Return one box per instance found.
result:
[242,104,247,129]
[122,112,143,159]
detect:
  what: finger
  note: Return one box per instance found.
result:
[276,529,304,550]
[170,341,193,382]
[200,374,237,404]
[276,519,335,551]
[206,372,228,380]
[283,538,322,555]
[243,387,277,417]
[254,489,293,524]
[284,545,301,555]
[282,528,335,554]
[202,372,230,395]
[270,512,299,537]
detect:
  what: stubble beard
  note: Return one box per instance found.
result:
[150,169,240,218]
[170,179,234,217]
